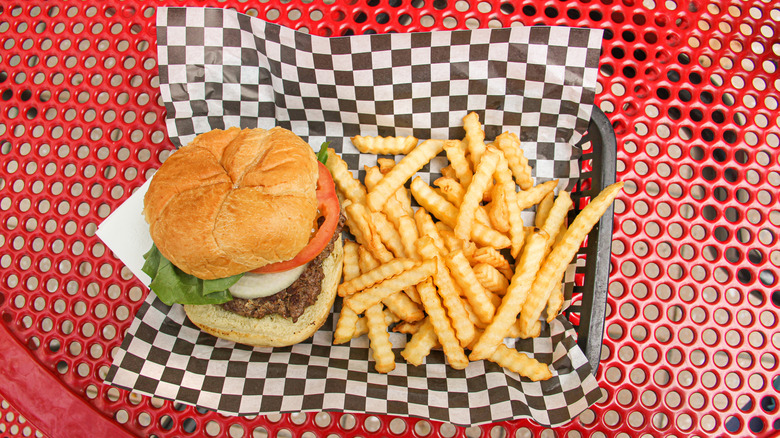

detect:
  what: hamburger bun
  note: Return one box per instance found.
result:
[183,238,343,347]
[143,127,320,280]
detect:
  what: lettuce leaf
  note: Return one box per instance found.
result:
[317,141,330,165]
[142,244,239,306]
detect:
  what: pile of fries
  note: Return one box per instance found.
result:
[327,113,623,380]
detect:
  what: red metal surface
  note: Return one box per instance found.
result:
[1,0,779,437]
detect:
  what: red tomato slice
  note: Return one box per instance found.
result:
[251,161,340,274]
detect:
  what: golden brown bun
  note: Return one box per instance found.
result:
[183,238,343,347]
[143,127,319,279]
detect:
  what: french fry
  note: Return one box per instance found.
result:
[440,165,458,180]
[365,303,396,373]
[473,263,509,295]
[413,207,448,256]
[345,259,436,315]
[415,237,476,347]
[393,319,424,335]
[516,180,558,211]
[415,277,469,369]
[487,183,510,233]
[443,140,472,188]
[507,318,541,339]
[472,246,513,280]
[546,284,566,323]
[494,154,525,258]
[333,241,363,344]
[338,257,418,297]
[326,148,367,205]
[339,307,400,344]
[462,112,486,168]
[345,202,394,263]
[370,211,406,258]
[433,176,466,206]
[366,139,445,212]
[535,191,555,228]
[400,318,438,366]
[489,344,552,381]
[494,131,533,190]
[352,134,418,155]
[383,290,424,322]
[444,250,496,324]
[439,230,476,260]
[376,157,396,173]
[411,176,510,249]
[517,182,624,337]
[364,165,383,191]
[454,147,500,241]
[397,216,420,260]
[469,231,548,361]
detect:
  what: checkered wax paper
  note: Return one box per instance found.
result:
[104,7,604,428]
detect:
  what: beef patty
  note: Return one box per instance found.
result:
[222,211,345,322]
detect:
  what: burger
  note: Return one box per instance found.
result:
[141,127,344,347]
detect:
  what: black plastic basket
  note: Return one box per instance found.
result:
[564,106,618,375]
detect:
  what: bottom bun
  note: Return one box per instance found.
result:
[184,238,343,347]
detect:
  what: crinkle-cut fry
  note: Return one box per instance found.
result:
[435,221,453,232]
[535,191,555,228]
[494,131,533,190]
[383,289,425,322]
[410,176,510,249]
[516,180,558,211]
[494,154,525,258]
[393,319,424,335]
[338,257,418,297]
[439,230,477,261]
[536,191,572,323]
[413,207,448,256]
[364,165,383,191]
[366,139,445,212]
[348,306,401,342]
[342,240,361,282]
[415,277,469,369]
[357,245,380,272]
[473,263,509,295]
[345,202,394,263]
[401,318,438,366]
[463,112,487,168]
[333,307,361,344]
[351,134,418,155]
[454,148,500,241]
[433,176,466,206]
[487,184,510,233]
[403,285,422,305]
[507,318,541,339]
[416,237,476,347]
[365,303,396,373]
[472,246,514,280]
[443,140,472,188]
[517,182,624,337]
[440,165,458,180]
[445,250,496,324]
[546,284,565,323]
[345,259,436,315]
[398,216,421,261]
[541,191,573,248]
[377,157,396,173]
[326,148,367,205]
[371,211,407,258]
[469,231,549,360]
[489,344,552,381]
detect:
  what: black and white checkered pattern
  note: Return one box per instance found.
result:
[106,7,604,428]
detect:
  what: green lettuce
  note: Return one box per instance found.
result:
[142,244,240,306]
[317,141,330,165]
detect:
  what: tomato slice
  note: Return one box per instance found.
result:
[251,162,340,274]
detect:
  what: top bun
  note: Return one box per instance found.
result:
[143,127,319,279]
